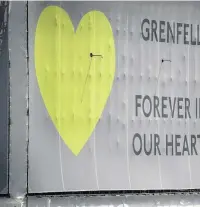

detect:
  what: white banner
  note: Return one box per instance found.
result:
[28,1,200,192]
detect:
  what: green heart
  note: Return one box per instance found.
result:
[35,6,115,155]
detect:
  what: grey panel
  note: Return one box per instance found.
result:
[9,1,28,197]
[0,1,9,194]
[27,194,200,207]
[0,198,24,207]
[28,1,200,192]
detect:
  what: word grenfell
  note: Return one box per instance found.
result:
[135,95,191,118]
[141,18,200,45]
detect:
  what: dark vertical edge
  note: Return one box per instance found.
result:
[26,0,29,198]
[7,0,10,196]
[0,1,10,196]
[9,1,28,197]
